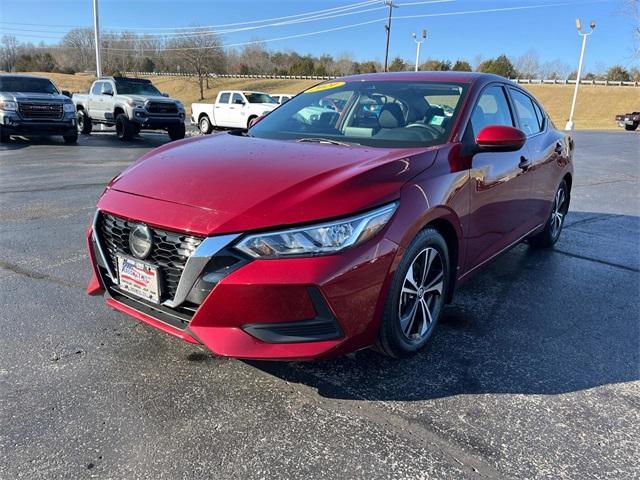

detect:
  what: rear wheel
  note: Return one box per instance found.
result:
[199,115,212,134]
[624,122,638,131]
[168,123,186,141]
[115,114,135,141]
[77,110,92,134]
[376,228,450,358]
[528,179,569,248]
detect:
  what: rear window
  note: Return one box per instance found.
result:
[0,77,58,94]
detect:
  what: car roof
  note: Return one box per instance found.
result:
[0,73,53,80]
[338,71,513,86]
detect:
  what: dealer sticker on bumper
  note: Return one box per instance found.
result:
[116,255,160,304]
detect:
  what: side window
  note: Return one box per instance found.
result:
[219,92,230,104]
[91,82,102,95]
[232,93,244,105]
[531,99,546,131]
[470,85,514,137]
[101,82,113,95]
[510,89,542,136]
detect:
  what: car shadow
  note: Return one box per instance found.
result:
[0,132,175,150]
[245,212,640,401]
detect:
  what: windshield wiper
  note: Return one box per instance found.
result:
[297,137,358,146]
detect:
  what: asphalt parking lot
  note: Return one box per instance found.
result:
[0,130,638,479]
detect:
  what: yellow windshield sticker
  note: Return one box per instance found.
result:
[305,81,346,93]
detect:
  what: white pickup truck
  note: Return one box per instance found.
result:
[191,91,279,134]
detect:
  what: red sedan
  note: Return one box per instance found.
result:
[87,72,572,360]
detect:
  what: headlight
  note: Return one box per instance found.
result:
[126,99,145,108]
[63,102,75,113]
[0,100,17,111]
[235,203,397,259]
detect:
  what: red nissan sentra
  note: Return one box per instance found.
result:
[87,72,572,360]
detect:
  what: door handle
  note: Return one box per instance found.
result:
[554,142,563,155]
[518,156,531,170]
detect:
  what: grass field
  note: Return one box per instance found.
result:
[35,71,640,130]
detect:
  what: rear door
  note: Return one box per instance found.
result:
[508,87,562,226]
[214,92,233,126]
[464,84,534,271]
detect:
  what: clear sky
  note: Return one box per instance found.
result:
[0,0,637,72]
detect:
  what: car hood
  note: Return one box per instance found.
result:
[2,92,68,102]
[122,94,180,104]
[106,133,440,234]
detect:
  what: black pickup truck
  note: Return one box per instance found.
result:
[615,111,640,131]
[0,74,77,144]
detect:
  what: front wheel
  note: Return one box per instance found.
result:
[63,132,78,144]
[168,123,186,141]
[624,122,638,131]
[0,127,10,143]
[528,179,569,248]
[77,110,92,134]
[376,228,450,358]
[115,114,135,141]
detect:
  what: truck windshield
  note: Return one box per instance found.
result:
[115,80,162,96]
[0,77,59,94]
[249,80,467,148]
[245,93,277,104]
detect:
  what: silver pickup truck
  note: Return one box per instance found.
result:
[72,76,186,141]
[0,74,77,144]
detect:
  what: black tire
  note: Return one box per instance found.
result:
[247,116,257,129]
[76,110,92,134]
[63,132,78,144]
[0,127,10,144]
[168,122,186,141]
[132,124,141,136]
[115,114,135,141]
[528,179,570,249]
[376,227,450,358]
[624,122,638,131]
[199,115,212,134]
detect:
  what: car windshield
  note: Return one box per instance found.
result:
[115,80,162,96]
[249,80,467,148]
[245,92,277,104]
[0,77,59,94]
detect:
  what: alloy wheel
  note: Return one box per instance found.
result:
[398,247,445,342]
[550,186,567,239]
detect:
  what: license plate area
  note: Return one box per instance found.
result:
[116,254,161,304]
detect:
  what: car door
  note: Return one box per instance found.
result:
[229,92,247,127]
[88,81,103,120]
[214,92,232,126]
[464,84,535,271]
[508,88,562,226]
[100,81,115,122]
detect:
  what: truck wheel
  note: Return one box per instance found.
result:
[63,132,78,144]
[77,110,92,134]
[168,123,186,141]
[247,116,257,129]
[115,114,135,141]
[0,127,10,144]
[199,115,212,134]
[624,122,639,131]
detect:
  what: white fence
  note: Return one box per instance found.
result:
[123,71,640,87]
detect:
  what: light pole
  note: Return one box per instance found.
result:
[412,29,426,72]
[92,0,102,77]
[565,18,595,131]
[383,1,399,72]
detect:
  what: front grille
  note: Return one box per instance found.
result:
[97,213,203,302]
[18,102,63,120]
[146,102,178,115]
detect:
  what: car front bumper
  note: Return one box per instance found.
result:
[87,193,400,360]
[131,110,185,129]
[1,113,76,135]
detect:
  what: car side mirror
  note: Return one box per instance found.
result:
[61,90,71,98]
[476,125,526,152]
[161,92,169,97]
[102,90,113,96]
[248,115,264,128]
[234,99,245,105]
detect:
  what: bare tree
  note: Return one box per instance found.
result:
[0,35,19,71]
[167,27,224,100]
[58,28,95,72]
[514,49,540,78]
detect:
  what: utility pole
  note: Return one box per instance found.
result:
[93,0,102,77]
[383,1,399,72]
[565,18,595,131]
[412,29,427,71]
